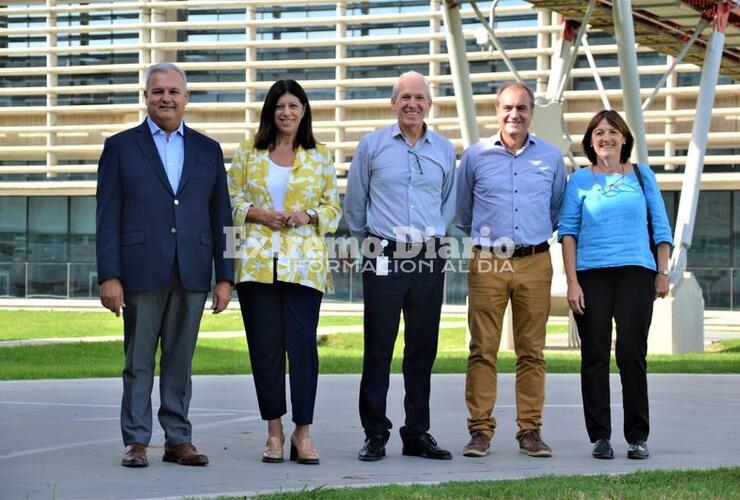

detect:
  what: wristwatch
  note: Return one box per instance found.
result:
[658,269,669,276]
[305,208,318,223]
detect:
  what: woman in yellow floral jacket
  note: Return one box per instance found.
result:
[227,79,341,466]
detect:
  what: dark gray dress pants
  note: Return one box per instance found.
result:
[120,266,207,446]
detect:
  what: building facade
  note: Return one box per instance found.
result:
[0,0,738,308]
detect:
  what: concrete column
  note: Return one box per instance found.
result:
[612,0,649,164]
[46,0,57,179]
[650,4,729,354]
[150,4,166,63]
[442,1,478,148]
[664,55,677,171]
[334,2,347,166]
[139,1,152,122]
[536,9,551,95]
[245,6,256,140]
[428,0,441,123]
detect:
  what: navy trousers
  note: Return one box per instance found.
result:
[574,265,654,444]
[359,238,446,440]
[236,275,323,425]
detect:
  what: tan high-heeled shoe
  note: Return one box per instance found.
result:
[262,434,285,463]
[290,434,319,465]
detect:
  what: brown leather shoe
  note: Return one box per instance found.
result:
[121,443,148,468]
[518,429,552,457]
[462,431,491,457]
[290,434,319,465]
[162,442,209,466]
[262,434,285,463]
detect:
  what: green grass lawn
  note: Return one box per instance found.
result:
[1,327,738,380]
[0,310,568,341]
[245,467,740,499]
[0,310,365,340]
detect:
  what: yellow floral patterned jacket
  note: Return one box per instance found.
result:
[227,139,342,293]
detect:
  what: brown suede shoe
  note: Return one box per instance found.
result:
[462,431,491,457]
[162,442,209,466]
[121,443,148,468]
[518,429,552,457]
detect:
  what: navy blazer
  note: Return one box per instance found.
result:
[96,120,234,292]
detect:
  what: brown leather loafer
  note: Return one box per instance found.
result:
[163,442,209,466]
[121,443,148,468]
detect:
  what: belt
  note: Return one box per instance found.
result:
[474,241,550,258]
[367,234,440,256]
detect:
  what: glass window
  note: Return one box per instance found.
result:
[0,197,27,262]
[692,268,731,310]
[687,191,731,268]
[70,197,95,263]
[734,192,740,268]
[28,197,68,263]
[27,263,67,298]
[661,191,677,234]
[0,263,25,297]
[69,263,99,298]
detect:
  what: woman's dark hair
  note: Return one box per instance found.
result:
[581,109,634,165]
[254,79,317,151]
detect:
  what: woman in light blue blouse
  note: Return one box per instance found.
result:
[559,110,672,461]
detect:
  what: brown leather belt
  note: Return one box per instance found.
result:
[474,241,550,258]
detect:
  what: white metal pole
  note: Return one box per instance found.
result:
[443,1,479,147]
[670,12,728,278]
[612,0,649,164]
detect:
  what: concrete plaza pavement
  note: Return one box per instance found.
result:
[1,374,739,500]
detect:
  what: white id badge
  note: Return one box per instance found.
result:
[376,255,389,276]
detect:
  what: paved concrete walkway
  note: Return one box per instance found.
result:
[1,374,739,500]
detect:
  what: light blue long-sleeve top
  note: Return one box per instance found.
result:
[343,122,457,242]
[557,164,672,271]
[147,116,184,194]
[456,133,567,245]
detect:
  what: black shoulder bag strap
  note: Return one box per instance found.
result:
[632,163,657,260]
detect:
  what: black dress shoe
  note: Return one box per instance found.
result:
[627,440,649,459]
[358,435,386,462]
[592,438,614,459]
[402,432,452,460]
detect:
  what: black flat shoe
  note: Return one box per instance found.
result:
[592,438,614,459]
[358,435,386,462]
[402,432,452,460]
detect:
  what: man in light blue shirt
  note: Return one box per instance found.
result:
[147,116,184,194]
[456,82,566,459]
[344,71,456,462]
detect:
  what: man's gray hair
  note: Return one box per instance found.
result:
[144,63,188,92]
[391,71,432,101]
[496,81,535,109]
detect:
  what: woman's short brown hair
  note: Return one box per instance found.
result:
[581,109,634,165]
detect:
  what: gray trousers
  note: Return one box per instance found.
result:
[120,266,206,446]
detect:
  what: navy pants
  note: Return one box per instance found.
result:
[236,276,323,425]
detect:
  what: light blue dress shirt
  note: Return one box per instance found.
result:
[343,123,457,242]
[558,164,672,271]
[147,116,185,194]
[456,133,567,246]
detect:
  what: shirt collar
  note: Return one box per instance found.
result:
[392,122,431,145]
[146,116,184,137]
[492,131,536,148]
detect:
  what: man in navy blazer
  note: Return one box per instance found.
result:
[96,63,233,468]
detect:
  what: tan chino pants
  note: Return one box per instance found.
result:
[465,248,552,439]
